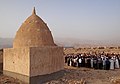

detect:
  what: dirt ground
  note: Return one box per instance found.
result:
[45,66,120,84]
[64,48,120,54]
[0,66,120,84]
[1,48,120,84]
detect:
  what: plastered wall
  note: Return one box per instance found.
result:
[30,46,64,77]
[3,48,30,76]
[3,46,64,77]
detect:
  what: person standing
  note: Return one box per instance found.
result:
[97,57,103,69]
[91,57,94,68]
[81,57,85,67]
[115,57,120,69]
[93,57,98,69]
[110,57,114,70]
[78,57,82,67]
[103,58,106,70]
[105,58,110,70]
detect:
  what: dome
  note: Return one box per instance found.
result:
[13,7,56,48]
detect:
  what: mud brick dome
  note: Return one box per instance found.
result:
[4,7,64,84]
[13,7,56,48]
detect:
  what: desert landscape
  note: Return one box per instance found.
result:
[0,0,120,84]
[1,48,120,84]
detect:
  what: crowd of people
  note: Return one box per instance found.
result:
[65,52,120,70]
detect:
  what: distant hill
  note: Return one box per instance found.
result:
[0,37,120,49]
[0,38,13,49]
[54,37,120,48]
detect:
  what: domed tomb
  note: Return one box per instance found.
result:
[13,7,56,48]
[4,7,64,84]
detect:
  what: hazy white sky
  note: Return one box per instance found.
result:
[0,0,120,41]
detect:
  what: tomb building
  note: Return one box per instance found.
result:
[3,7,64,84]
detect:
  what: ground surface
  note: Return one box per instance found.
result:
[45,66,120,84]
[1,67,120,84]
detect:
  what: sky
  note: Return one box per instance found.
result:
[0,0,120,41]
